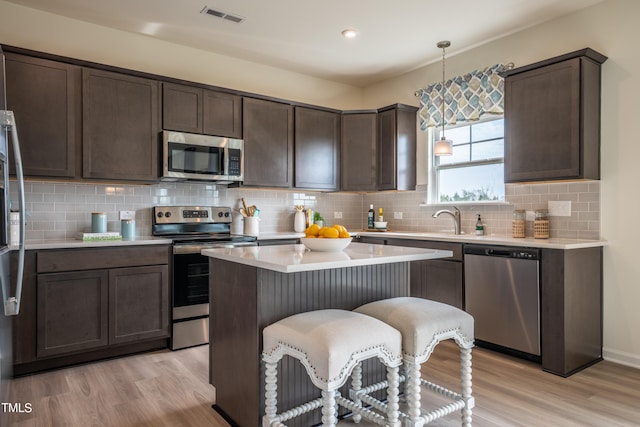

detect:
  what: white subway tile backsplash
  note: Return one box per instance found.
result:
[10,178,601,241]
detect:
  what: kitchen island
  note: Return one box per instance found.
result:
[202,242,452,427]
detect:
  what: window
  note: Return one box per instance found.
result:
[431,117,505,203]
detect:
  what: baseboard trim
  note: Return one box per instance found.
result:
[603,347,640,370]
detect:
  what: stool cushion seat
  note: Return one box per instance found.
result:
[263,309,402,390]
[355,297,474,362]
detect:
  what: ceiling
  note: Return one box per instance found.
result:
[6,0,603,86]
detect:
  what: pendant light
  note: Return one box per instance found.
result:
[434,40,453,156]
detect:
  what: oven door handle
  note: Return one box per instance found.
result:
[173,241,258,254]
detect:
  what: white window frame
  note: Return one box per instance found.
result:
[427,116,505,204]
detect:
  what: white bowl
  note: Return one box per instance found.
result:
[301,237,352,252]
[374,221,388,229]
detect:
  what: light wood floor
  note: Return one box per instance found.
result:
[7,342,640,426]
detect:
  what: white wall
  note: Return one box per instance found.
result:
[2,0,639,367]
[365,0,640,367]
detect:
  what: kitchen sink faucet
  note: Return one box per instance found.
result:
[432,207,461,235]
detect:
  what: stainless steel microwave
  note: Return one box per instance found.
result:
[161,131,244,183]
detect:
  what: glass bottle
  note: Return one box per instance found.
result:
[475,214,484,236]
[367,205,375,229]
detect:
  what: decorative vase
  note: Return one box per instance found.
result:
[294,209,306,232]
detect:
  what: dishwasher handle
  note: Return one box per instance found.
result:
[464,244,539,260]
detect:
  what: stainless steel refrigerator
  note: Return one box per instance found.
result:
[0,45,26,426]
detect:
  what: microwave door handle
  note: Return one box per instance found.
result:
[222,147,228,176]
[1,110,25,316]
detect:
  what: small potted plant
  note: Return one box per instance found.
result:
[313,212,324,228]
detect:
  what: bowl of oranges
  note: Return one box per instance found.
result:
[301,224,352,252]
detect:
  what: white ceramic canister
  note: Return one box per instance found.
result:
[243,216,260,237]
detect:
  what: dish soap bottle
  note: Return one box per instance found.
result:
[367,205,375,229]
[378,207,384,222]
[475,214,484,236]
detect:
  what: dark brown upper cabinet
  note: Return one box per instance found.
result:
[341,104,417,192]
[4,53,81,178]
[341,111,378,191]
[82,68,160,182]
[162,82,242,138]
[294,107,340,191]
[242,97,294,188]
[377,104,418,191]
[503,48,607,182]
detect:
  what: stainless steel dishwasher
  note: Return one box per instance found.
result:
[464,244,541,359]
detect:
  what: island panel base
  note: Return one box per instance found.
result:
[209,259,410,427]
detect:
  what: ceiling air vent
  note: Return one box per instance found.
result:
[200,6,245,24]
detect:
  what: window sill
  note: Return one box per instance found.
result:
[419,201,512,207]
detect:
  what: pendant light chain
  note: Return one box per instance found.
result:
[439,41,449,140]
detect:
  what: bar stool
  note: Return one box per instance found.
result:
[354,297,475,427]
[262,309,403,427]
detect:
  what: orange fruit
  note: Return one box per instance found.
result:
[305,224,320,237]
[322,227,339,239]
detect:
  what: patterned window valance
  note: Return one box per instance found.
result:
[416,63,507,131]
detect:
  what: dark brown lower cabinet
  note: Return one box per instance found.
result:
[359,236,463,308]
[541,247,603,376]
[409,259,463,309]
[109,265,169,345]
[37,270,109,358]
[13,245,170,375]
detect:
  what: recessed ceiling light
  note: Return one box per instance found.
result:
[341,29,358,39]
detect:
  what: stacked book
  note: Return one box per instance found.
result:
[77,232,122,241]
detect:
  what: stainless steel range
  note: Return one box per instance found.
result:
[152,206,257,350]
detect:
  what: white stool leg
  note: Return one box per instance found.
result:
[321,389,338,426]
[403,361,425,427]
[351,362,363,423]
[263,361,278,427]
[460,347,474,427]
[386,364,401,426]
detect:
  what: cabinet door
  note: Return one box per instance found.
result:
[294,107,340,190]
[4,53,81,178]
[377,108,397,190]
[162,82,202,133]
[82,68,160,182]
[37,270,109,358]
[341,113,377,191]
[378,105,417,191]
[203,90,242,138]
[383,238,463,308]
[109,265,169,345]
[410,259,463,309]
[504,58,582,182]
[242,98,293,187]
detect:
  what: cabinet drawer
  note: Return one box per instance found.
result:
[37,245,170,273]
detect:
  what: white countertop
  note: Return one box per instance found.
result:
[356,231,607,250]
[257,232,304,240]
[19,236,172,250]
[202,242,453,273]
